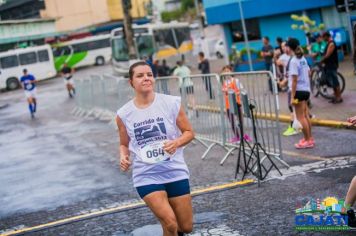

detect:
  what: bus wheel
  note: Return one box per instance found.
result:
[6,77,20,90]
[95,56,105,66]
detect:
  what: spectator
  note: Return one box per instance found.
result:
[310,33,327,62]
[261,36,274,71]
[321,32,343,104]
[274,37,283,57]
[158,59,171,77]
[173,61,197,118]
[198,52,214,99]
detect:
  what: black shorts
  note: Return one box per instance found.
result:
[294,91,310,102]
[180,86,194,95]
[324,69,340,88]
[136,179,190,199]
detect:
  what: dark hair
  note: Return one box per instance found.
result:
[276,37,283,44]
[295,46,304,59]
[322,31,331,38]
[286,38,300,51]
[198,51,204,57]
[263,36,270,41]
[23,69,27,73]
[128,61,151,80]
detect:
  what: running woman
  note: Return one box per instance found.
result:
[20,69,37,118]
[286,38,314,149]
[61,63,75,98]
[116,61,194,236]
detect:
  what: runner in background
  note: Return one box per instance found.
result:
[116,61,194,236]
[20,69,37,118]
[61,63,76,98]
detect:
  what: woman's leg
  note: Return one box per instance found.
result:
[304,103,312,139]
[295,101,310,141]
[169,194,193,234]
[346,176,356,208]
[143,191,178,236]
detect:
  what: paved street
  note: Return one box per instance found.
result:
[0,64,356,235]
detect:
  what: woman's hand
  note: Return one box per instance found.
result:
[120,154,131,171]
[347,116,356,126]
[163,140,179,156]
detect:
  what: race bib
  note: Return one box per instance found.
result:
[139,141,171,164]
[25,83,33,90]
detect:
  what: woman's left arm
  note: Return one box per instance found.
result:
[163,107,195,155]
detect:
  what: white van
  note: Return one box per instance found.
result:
[0,45,56,90]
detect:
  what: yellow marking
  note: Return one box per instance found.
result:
[0,179,254,236]
[190,104,351,128]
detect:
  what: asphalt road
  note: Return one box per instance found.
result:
[0,64,355,235]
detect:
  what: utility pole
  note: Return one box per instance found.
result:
[194,0,205,38]
[344,0,354,53]
[122,0,136,59]
[238,0,253,71]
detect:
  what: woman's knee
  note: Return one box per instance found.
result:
[179,222,193,233]
[162,216,178,233]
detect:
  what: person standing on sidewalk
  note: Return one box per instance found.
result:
[61,63,75,98]
[287,38,314,149]
[260,36,274,71]
[20,69,37,118]
[116,61,194,236]
[321,32,343,104]
[198,52,214,99]
[277,42,301,137]
[173,60,197,118]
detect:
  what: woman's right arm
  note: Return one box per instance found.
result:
[116,116,131,171]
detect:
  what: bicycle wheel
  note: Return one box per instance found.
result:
[319,72,346,99]
[310,69,320,97]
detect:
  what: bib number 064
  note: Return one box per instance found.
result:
[146,148,165,158]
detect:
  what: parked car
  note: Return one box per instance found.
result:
[214,39,225,58]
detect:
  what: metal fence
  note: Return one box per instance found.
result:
[74,71,289,173]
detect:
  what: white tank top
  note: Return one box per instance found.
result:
[117,93,189,187]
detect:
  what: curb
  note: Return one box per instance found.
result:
[192,105,354,130]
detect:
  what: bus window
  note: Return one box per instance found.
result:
[19,52,37,65]
[154,29,175,49]
[136,35,154,58]
[38,50,50,62]
[175,27,190,46]
[0,55,19,69]
[112,38,129,61]
[91,39,110,50]
[52,46,71,57]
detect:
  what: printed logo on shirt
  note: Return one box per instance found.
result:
[133,117,169,164]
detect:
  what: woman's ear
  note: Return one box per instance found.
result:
[129,80,134,88]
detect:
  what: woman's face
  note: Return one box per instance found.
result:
[131,65,155,93]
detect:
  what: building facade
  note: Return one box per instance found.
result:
[40,0,150,32]
[203,0,354,54]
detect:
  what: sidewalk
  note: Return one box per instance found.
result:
[192,56,356,127]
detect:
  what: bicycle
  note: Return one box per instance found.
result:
[310,62,345,99]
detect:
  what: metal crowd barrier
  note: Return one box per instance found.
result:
[74,71,289,170]
[220,71,289,168]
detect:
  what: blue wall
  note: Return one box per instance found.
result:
[203,0,334,25]
[259,9,322,46]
